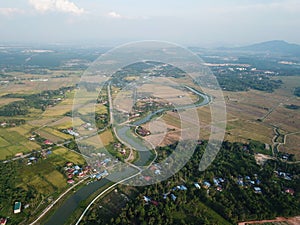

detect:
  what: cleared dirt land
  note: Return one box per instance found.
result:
[139,76,300,159]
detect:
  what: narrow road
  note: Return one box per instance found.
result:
[74,171,141,225]
[29,176,89,225]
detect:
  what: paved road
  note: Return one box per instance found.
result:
[29,177,89,225]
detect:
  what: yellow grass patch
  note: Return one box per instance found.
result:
[37,130,64,143]
[0,136,9,147]
[8,124,33,136]
[44,171,66,189]
[99,130,114,146]
[53,147,85,165]
[43,127,72,140]
[0,98,23,105]
[28,177,55,195]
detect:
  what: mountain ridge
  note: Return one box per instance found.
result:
[226,40,300,56]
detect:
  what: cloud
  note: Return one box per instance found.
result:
[29,0,85,15]
[0,8,24,16]
[107,11,149,20]
[107,11,123,19]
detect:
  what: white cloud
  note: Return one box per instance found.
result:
[29,0,85,15]
[0,8,24,16]
[107,11,149,20]
[107,11,123,19]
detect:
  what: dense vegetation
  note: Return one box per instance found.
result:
[215,73,282,92]
[0,161,36,224]
[285,104,300,110]
[85,141,300,225]
[0,86,74,116]
[110,61,186,87]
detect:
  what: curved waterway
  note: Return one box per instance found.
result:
[44,178,110,225]
[44,86,211,225]
[116,86,211,166]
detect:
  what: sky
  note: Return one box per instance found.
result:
[0,0,300,47]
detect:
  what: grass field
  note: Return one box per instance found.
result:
[0,129,41,159]
[16,147,85,195]
[162,112,181,128]
[0,136,9,147]
[0,97,24,105]
[49,116,85,129]
[36,129,64,143]
[99,130,114,146]
[52,147,86,165]
[8,124,34,135]
[280,133,300,159]
[82,130,114,148]
[44,170,67,190]
[43,127,72,140]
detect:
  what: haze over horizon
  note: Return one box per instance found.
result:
[0,0,300,47]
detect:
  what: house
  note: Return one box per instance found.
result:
[254,187,262,194]
[46,150,52,155]
[171,194,177,201]
[179,185,187,191]
[67,179,75,184]
[163,193,169,199]
[237,179,244,186]
[151,200,159,206]
[15,152,23,157]
[285,188,295,196]
[203,181,211,189]
[120,149,126,155]
[78,172,85,178]
[218,178,225,183]
[74,165,81,170]
[213,178,219,186]
[154,169,161,175]
[96,170,109,180]
[44,140,53,145]
[0,218,7,225]
[144,176,152,181]
[14,201,21,214]
[66,162,73,167]
[102,158,111,164]
[143,196,151,203]
[216,186,223,192]
[1,122,7,127]
[194,182,201,189]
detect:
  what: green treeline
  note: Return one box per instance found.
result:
[0,86,74,116]
[85,141,299,225]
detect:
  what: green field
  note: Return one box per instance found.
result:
[20,147,85,194]
[0,129,41,159]
[52,147,86,165]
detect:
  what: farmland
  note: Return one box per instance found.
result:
[146,76,300,159]
[0,45,299,225]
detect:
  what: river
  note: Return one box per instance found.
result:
[44,86,210,225]
[115,86,211,167]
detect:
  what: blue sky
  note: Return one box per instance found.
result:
[0,0,300,46]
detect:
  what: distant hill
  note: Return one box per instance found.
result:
[229,40,300,56]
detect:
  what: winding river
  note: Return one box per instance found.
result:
[44,86,211,225]
[116,86,211,166]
